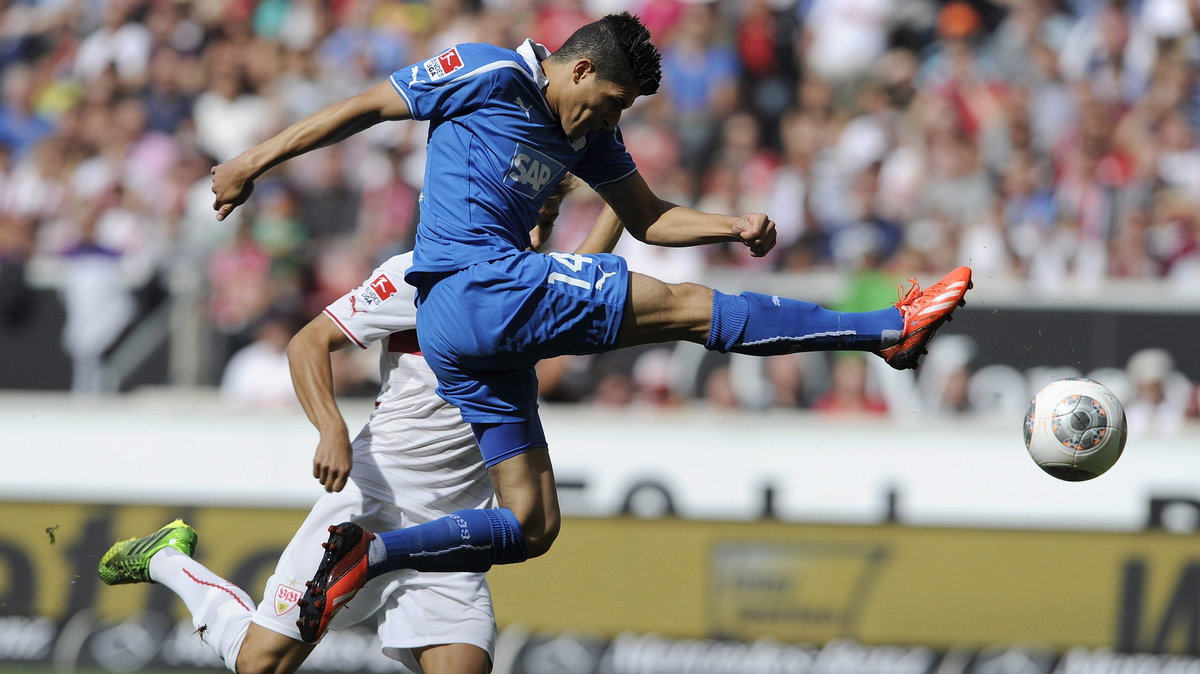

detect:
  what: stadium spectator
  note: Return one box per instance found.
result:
[207,219,274,369]
[55,202,136,393]
[193,62,274,162]
[812,354,888,416]
[659,1,739,170]
[0,63,53,159]
[219,312,300,409]
[1125,347,1193,435]
[801,0,895,88]
[73,0,152,88]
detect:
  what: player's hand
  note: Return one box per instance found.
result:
[210,156,257,222]
[732,213,777,257]
[312,433,353,493]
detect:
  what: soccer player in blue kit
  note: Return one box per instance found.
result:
[211,13,972,643]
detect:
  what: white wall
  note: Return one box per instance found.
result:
[3,391,1198,531]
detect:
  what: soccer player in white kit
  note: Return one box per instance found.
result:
[97,181,620,674]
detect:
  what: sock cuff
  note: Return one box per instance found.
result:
[706,290,749,353]
[485,508,529,565]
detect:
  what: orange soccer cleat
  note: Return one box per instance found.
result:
[877,266,973,370]
[296,522,375,643]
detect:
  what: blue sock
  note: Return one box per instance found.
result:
[367,508,528,578]
[706,290,902,355]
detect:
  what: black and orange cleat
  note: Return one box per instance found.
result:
[877,266,973,370]
[296,522,375,643]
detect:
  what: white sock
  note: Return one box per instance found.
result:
[150,548,255,672]
[367,536,387,565]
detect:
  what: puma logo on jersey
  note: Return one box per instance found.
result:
[596,266,618,290]
[503,143,564,198]
[515,96,532,121]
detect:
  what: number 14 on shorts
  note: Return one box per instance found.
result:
[549,249,609,285]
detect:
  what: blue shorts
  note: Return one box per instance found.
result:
[415,251,630,465]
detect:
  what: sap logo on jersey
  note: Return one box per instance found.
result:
[424,47,464,80]
[504,143,565,198]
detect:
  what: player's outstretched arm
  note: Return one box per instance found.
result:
[573,204,624,255]
[211,80,412,221]
[598,172,777,257]
[287,315,355,493]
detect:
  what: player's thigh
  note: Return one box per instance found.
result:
[488,445,560,556]
[379,572,495,671]
[235,623,313,674]
[617,271,714,348]
[416,642,492,674]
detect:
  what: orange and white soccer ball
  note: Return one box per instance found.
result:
[1023,378,1128,481]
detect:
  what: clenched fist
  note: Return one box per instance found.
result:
[732,213,777,257]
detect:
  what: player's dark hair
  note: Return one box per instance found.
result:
[549,173,579,203]
[551,12,661,96]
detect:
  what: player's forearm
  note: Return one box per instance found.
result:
[635,204,740,247]
[573,205,624,255]
[239,102,384,179]
[287,332,348,438]
[238,81,410,178]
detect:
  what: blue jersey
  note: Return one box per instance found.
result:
[388,40,637,282]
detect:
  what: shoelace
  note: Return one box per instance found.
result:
[895,278,921,308]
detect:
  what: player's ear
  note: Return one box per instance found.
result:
[572,59,596,83]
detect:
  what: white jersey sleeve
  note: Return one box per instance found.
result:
[323,253,417,349]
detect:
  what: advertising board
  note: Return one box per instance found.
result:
[3,504,1200,673]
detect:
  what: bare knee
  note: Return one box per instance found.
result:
[621,274,714,347]
[522,509,561,558]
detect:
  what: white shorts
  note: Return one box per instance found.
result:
[252,483,495,670]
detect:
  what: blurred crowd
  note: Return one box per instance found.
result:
[0,0,1195,421]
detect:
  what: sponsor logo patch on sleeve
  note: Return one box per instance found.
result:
[424,47,464,80]
[370,274,398,300]
[350,273,396,311]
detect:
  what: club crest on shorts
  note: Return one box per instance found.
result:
[504,143,565,199]
[275,583,303,615]
[424,47,464,80]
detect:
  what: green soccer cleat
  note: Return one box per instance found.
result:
[98,518,197,585]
